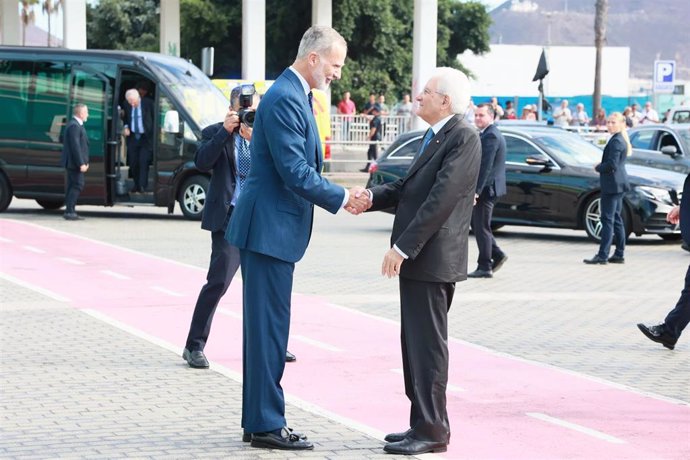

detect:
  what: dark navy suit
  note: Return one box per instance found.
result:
[185,123,240,352]
[595,132,630,258]
[60,117,89,214]
[471,123,507,271]
[664,173,690,339]
[226,69,345,433]
[124,98,154,192]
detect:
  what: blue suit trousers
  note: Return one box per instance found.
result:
[597,193,626,258]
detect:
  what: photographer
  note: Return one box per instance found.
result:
[182,84,296,370]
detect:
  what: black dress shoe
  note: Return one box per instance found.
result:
[285,350,296,362]
[468,269,493,278]
[383,437,447,455]
[243,427,307,443]
[182,348,209,368]
[63,213,84,221]
[583,255,608,264]
[491,253,508,272]
[384,428,412,443]
[250,427,313,450]
[637,323,677,350]
[608,255,625,264]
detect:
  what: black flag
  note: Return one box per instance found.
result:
[532,48,549,81]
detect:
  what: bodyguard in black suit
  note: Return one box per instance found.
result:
[468,103,507,278]
[60,104,90,220]
[584,112,631,264]
[123,88,154,193]
[366,68,481,455]
[638,173,690,349]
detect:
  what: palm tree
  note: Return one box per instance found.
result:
[593,0,608,117]
[42,0,63,47]
[20,0,40,46]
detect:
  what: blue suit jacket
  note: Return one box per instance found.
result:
[476,123,506,198]
[195,122,237,232]
[226,68,345,263]
[596,132,630,194]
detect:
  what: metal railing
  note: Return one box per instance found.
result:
[328,114,413,147]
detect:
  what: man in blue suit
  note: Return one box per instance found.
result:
[638,173,690,350]
[60,103,90,220]
[226,26,368,450]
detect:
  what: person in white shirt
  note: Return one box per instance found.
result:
[640,102,660,124]
[553,100,572,127]
[572,103,590,126]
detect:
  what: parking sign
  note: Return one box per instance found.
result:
[654,60,675,93]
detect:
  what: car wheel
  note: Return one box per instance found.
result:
[583,195,632,242]
[35,199,64,210]
[178,175,209,220]
[0,173,12,213]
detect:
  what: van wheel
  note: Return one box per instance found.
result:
[178,175,209,220]
[0,174,12,212]
[582,194,632,242]
[36,199,64,210]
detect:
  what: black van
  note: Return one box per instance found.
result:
[0,47,229,219]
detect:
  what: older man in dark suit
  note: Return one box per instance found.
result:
[638,173,690,349]
[468,102,508,278]
[182,86,296,371]
[123,88,154,193]
[364,67,481,455]
[60,103,90,220]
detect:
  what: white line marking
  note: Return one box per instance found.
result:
[151,286,185,297]
[526,412,625,444]
[292,334,343,352]
[391,368,466,392]
[0,236,13,243]
[58,257,85,265]
[101,270,131,280]
[218,308,242,319]
[0,272,70,302]
[23,245,45,254]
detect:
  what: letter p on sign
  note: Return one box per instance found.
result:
[654,60,675,93]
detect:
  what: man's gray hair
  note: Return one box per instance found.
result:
[433,67,471,115]
[296,25,346,60]
[125,88,140,101]
[72,103,87,116]
[230,85,241,109]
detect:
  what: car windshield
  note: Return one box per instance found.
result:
[535,132,603,165]
[678,129,690,152]
[146,55,228,130]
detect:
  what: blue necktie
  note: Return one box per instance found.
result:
[132,107,138,133]
[415,129,434,160]
[237,136,251,190]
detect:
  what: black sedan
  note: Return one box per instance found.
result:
[628,123,690,174]
[366,126,685,242]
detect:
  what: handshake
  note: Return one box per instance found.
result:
[344,186,373,215]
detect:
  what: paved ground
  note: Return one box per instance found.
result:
[1,199,689,459]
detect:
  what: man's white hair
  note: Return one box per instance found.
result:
[433,67,471,115]
[296,25,347,60]
[125,88,140,102]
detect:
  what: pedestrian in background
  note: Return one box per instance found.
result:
[336,91,356,141]
[362,104,382,172]
[182,86,296,370]
[468,103,508,278]
[60,103,89,221]
[584,112,631,265]
[637,173,690,350]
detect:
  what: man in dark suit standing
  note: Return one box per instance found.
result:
[468,103,507,278]
[226,26,367,451]
[123,88,154,193]
[638,173,690,349]
[182,86,296,370]
[364,68,481,455]
[60,103,90,221]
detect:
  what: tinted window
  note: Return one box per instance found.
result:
[388,137,421,158]
[630,130,655,150]
[0,60,32,139]
[29,61,70,143]
[505,135,541,164]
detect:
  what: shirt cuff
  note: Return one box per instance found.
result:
[393,244,409,259]
[340,188,350,211]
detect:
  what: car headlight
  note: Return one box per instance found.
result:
[636,185,674,205]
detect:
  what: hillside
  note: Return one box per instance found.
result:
[488,0,689,80]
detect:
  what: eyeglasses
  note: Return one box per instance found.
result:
[423,87,446,97]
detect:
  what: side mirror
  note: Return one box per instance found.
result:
[660,145,679,157]
[525,155,553,167]
[163,110,180,134]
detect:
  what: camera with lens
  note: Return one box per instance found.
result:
[236,83,256,130]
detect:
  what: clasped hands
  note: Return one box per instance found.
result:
[344,186,372,215]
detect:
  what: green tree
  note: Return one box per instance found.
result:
[86,0,159,52]
[438,0,491,69]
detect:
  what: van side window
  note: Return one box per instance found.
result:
[31,61,70,143]
[0,60,32,140]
